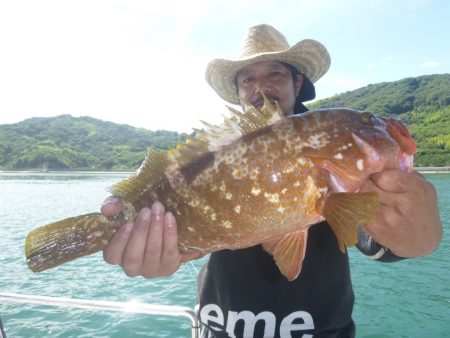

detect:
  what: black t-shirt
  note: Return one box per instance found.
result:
[196,221,355,338]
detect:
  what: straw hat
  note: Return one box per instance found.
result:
[205,24,331,104]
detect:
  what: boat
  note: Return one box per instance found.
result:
[0,292,200,338]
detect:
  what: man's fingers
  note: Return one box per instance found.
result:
[101,196,124,216]
[159,212,182,275]
[369,170,420,193]
[103,201,183,279]
[370,170,406,193]
[122,208,152,276]
[140,202,166,278]
[103,221,134,265]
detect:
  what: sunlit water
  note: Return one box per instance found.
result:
[0,172,449,337]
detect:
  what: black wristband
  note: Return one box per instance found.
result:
[356,225,406,263]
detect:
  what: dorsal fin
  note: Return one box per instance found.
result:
[111,94,285,204]
[111,148,170,205]
[168,94,284,169]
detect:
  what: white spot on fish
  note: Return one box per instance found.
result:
[226,192,232,200]
[87,231,103,239]
[283,165,295,173]
[222,220,233,229]
[277,206,285,213]
[296,158,307,166]
[188,227,196,232]
[334,153,343,160]
[211,213,217,221]
[302,176,322,208]
[264,192,280,203]
[249,168,259,180]
[188,199,200,207]
[307,132,329,149]
[225,155,234,164]
[234,205,241,213]
[251,187,261,195]
[357,159,365,171]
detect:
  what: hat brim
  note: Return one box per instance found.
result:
[205,39,330,104]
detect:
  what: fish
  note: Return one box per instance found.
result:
[25,97,416,280]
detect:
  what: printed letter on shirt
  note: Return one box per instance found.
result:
[200,304,225,331]
[226,310,276,338]
[280,311,314,338]
[200,304,315,338]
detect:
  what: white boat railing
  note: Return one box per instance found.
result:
[0,292,201,338]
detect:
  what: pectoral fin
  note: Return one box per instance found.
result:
[322,192,379,253]
[263,230,308,281]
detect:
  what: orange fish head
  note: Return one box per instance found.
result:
[348,112,416,175]
[304,109,416,192]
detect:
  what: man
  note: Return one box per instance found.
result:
[102,24,442,337]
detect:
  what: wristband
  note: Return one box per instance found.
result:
[356,225,405,263]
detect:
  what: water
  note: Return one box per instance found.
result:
[0,172,449,337]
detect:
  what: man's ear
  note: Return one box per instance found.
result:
[295,74,304,97]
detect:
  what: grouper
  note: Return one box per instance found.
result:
[25,97,416,280]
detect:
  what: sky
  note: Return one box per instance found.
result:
[0,0,449,133]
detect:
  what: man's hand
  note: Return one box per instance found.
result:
[360,169,442,258]
[102,198,182,278]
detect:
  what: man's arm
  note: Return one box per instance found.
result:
[358,169,442,259]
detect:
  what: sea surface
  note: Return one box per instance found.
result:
[0,172,449,338]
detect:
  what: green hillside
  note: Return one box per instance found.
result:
[309,74,450,166]
[0,115,184,170]
[0,74,449,170]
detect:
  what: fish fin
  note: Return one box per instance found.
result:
[322,192,380,253]
[263,230,308,281]
[111,94,284,203]
[180,251,206,264]
[317,159,362,192]
[169,93,285,168]
[111,148,171,204]
[25,213,122,272]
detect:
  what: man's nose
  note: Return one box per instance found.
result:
[255,80,273,95]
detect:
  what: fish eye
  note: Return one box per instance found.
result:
[360,112,375,125]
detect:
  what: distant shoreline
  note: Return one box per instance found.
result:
[1,167,449,174]
[415,167,450,173]
[0,169,134,174]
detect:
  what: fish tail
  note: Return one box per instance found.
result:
[25,213,123,272]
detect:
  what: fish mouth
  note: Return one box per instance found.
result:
[386,118,416,173]
[386,118,417,155]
